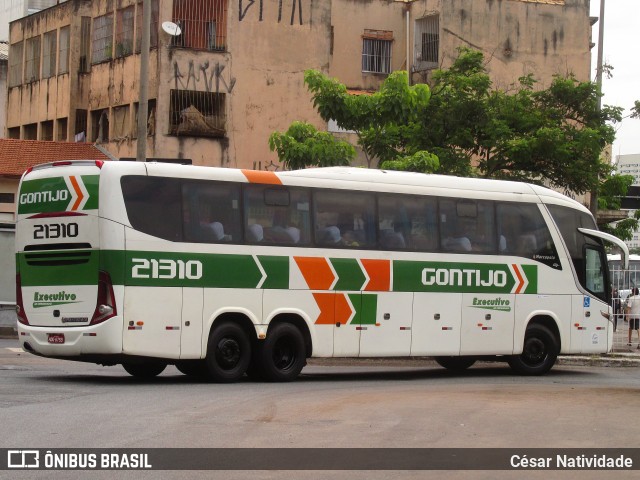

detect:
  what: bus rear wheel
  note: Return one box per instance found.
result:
[122,362,166,379]
[205,322,251,383]
[254,323,306,382]
[508,324,559,375]
[435,356,476,371]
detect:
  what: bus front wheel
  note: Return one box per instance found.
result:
[254,323,306,382]
[205,322,251,383]
[508,324,559,375]
[122,362,166,379]
[435,356,476,371]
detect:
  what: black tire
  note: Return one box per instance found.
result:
[434,356,476,371]
[122,362,166,379]
[508,324,559,375]
[254,323,306,382]
[204,322,251,383]
[175,360,208,378]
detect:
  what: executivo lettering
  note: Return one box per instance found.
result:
[33,290,79,308]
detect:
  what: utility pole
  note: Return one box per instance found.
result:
[136,0,151,161]
[591,0,606,217]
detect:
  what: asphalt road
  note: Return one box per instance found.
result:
[1,338,639,480]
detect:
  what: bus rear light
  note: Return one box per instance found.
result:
[16,274,29,325]
[90,271,117,325]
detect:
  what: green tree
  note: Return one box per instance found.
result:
[268,121,356,170]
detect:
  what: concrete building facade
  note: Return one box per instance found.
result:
[5,0,595,170]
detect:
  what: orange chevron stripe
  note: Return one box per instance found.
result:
[512,264,525,294]
[313,293,335,324]
[335,293,353,325]
[361,259,390,291]
[69,176,84,211]
[241,169,282,185]
[294,257,335,290]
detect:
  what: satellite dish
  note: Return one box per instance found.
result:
[162,21,181,36]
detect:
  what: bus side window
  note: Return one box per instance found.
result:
[183,181,241,244]
[244,185,310,246]
[313,190,375,248]
[378,195,437,251]
[497,202,558,263]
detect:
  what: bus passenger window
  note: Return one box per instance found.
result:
[439,199,495,253]
[313,190,375,248]
[244,186,310,246]
[182,181,241,244]
[378,195,437,251]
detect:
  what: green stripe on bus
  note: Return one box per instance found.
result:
[349,293,378,325]
[17,250,99,286]
[258,255,289,289]
[392,260,538,294]
[331,258,366,291]
[18,175,99,214]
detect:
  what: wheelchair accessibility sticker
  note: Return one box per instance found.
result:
[584,296,591,308]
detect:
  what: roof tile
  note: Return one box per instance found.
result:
[0,139,111,177]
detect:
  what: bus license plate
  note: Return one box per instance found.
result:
[48,333,65,344]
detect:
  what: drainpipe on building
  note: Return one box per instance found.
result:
[406,5,410,85]
[136,0,152,162]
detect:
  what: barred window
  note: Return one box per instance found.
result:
[79,17,91,72]
[42,30,57,79]
[92,13,114,64]
[172,0,227,51]
[169,90,226,137]
[415,15,439,70]
[59,26,70,74]
[8,41,23,87]
[135,0,159,52]
[116,7,135,58]
[24,36,41,83]
[362,30,392,74]
[112,105,131,139]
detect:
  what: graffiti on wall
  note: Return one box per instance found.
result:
[239,0,305,26]
[171,60,236,94]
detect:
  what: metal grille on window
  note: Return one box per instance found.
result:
[24,37,41,83]
[92,14,114,64]
[135,0,159,52]
[116,7,135,58]
[171,0,227,51]
[8,41,23,87]
[42,30,57,79]
[58,26,70,74]
[169,90,225,137]
[414,15,439,70]
[79,17,91,72]
[361,30,392,74]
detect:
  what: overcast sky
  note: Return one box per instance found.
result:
[591,0,640,159]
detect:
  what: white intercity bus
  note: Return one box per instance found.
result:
[15,161,628,381]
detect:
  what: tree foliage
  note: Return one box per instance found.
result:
[268,121,355,170]
[272,48,625,197]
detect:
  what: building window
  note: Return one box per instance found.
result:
[116,7,135,57]
[92,13,114,64]
[23,123,38,140]
[91,108,110,142]
[8,127,20,139]
[59,26,70,74]
[79,17,91,72]
[0,193,16,204]
[8,41,23,87]
[171,0,227,51]
[24,36,41,83]
[75,109,88,142]
[57,118,68,141]
[133,99,157,138]
[415,15,439,70]
[362,30,392,74]
[135,0,159,52]
[169,90,226,137]
[42,30,57,79]
[40,120,54,141]
[112,105,131,139]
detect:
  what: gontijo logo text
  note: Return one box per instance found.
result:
[18,175,99,214]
